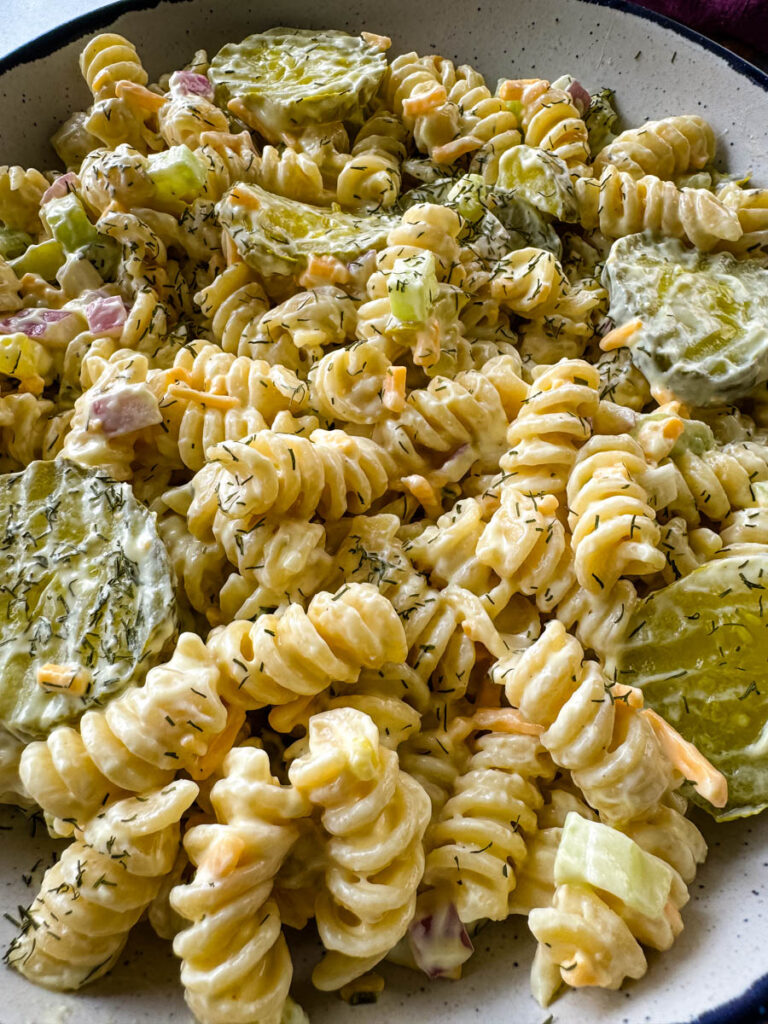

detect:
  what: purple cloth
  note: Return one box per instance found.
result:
[633,0,768,53]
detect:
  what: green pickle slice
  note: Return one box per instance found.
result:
[217,182,396,276]
[0,460,177,740]
[616,552,768,820]
[209,28,388,137]
[604,233,768,406]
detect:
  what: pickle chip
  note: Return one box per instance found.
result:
[616,552,768,820]
[218,182,396,277]
[605,233,768,406]
[209,28,387,137]
[0,460,177,739]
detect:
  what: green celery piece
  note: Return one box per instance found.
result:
[446,174,489,224]
[605,233,768,406]
[388,251,438,323]
[147,145,206,205]
[9,238,65,281]
[555,813,673,918]
[43,192,99,253]
[0,461,178,740]
[218,182,396,277]
[0,227,33,260]
[209,28,387,137]
[616,552,768,820]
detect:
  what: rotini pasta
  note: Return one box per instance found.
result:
[288,708,431,989]
[171,746,309,1024]
[593,114,716,180]
[7,779,197,990]
[0,20,750,1020]
[493,620,676,823]
[576,165,742,250]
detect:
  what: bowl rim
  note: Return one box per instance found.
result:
[0,1,766,1022]
[0,0,767,89]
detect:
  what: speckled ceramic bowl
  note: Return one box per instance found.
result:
[0,2,767,1022]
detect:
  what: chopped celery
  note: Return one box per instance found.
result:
[0,227,33,261]
[555,812,673,918]
[147,145,206,205]
[9,238,65,281]
[0,333,52,380]
[446,174,489,224]
[496,145,578,221]
[388,251,438,323]
[43,193,99,254]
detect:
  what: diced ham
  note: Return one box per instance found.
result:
[169,70,215,101]
[409,900,473,979]
[90,384,163,438]
[41,172,79,205]
[0,308,72,339]
[85,295,128,337]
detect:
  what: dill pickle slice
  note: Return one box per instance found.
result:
[209,28,387,137]
[616,551,768,820]
[604,234,768,406]
[0,460,177,740]
[217,182,396,277]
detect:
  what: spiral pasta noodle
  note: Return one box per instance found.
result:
[576,165,742,250]
[204,427,396,522]
[500,358,600,498]
[593,115,715,180]
[716,182,768,254]
[79,32,148,100]
[194,263,270,354]
[147,342,311,471]
[0,165,49,233]
[337,111,407,210]
[493,620,676,823]
[445,65,521,182]
[19,583,405,829]
[381,53,464,164]
[422,724,554,925]
[500,78,591,177]
[566,433,666,592]
[7,779,197,990]
[659,437,768,524]
[0,394,72,468]
[171,746,309,1024]
[288,708,431,989]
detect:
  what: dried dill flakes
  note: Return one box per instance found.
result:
[0,461,177,740]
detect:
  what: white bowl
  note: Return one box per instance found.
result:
[1,2,767,1022]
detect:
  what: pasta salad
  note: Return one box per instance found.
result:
[0,23,766,1022]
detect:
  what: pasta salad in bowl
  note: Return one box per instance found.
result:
[0,4,767,1023]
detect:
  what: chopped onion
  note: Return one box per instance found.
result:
[408,900,473,979]
[41,172,79,206]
